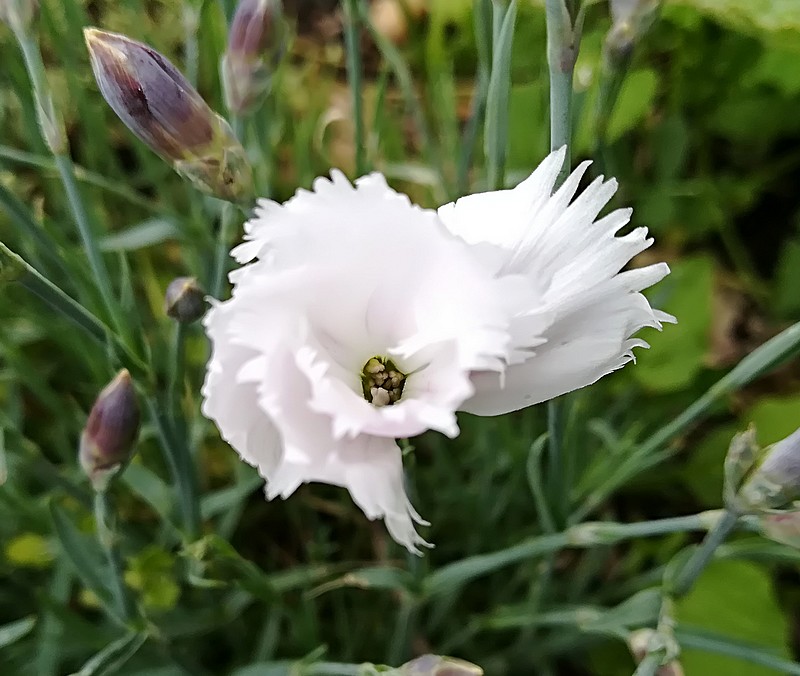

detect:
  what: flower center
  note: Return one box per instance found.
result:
[361,356,407,407]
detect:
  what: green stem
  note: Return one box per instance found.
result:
[670,509,739,597]
[631,653,662,676]
[545,0,578,183]
[93,491,135,622]
[544,0,578,531]
[168,322,187,427]
[573,319,800,522]
[14,29,127,338]
[145,396,202,540]
[210,117,245,299]
[343,0,367,175]
[0,145,166,213]
[424,510,752,596]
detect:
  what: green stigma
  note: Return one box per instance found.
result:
[361,356,407,407]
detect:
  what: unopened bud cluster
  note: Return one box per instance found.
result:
[222,0,287,114]
[79,370,140,491]
[84,28,252,203]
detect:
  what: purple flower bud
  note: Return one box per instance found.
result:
[400,655,483,676]
[740,427,800,511]
[84,28,253,202]
[79,370,140,490]
[222,0,286,114]
[165,276,206,324]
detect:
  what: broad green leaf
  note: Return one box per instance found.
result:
[670,0,800,42]
[606,69,658,144]
[749,395,800,446]
[677,560,791,675]
[634,256,714,392]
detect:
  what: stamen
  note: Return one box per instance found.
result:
[361,356,407,406]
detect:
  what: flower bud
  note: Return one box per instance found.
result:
[165,276,206,324]
[79,370,140,491]
[399,654,483,676]
[84,28,253,203]
[739,427,800,511]
[0,0,39,32]
[760,511,800,549]
[221,0,287,114]
[723,426,760,509]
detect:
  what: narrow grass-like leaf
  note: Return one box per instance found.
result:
[186,535,337,601]
[0,615,36,649]
[675,627,800,675]
[71,632,147,676]
[484,0,517,191]
[49,501,119,621]
[0,242,148,377]
[200,471,262,519]
[574,320,800,522]
[100,219,180,252]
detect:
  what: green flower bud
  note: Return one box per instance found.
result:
[165,276,206,324]
[79,370,140,491]
[222,0,287,114]
[84,28,253,203]
[399,655,483,676]
[739,427,800,511]
[723,426,760,509]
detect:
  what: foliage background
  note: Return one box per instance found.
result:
[1,0,800,674]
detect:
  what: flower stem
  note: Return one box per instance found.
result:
[145,396,202,541]
[424,510,755,596]
[343,0,366,175]
[210,116,245,299]
[545,0,578,184]
[168,322,187,427]
[13,28,127,340]
[544,0,579,527]
[670,508,739,597]
[93,490,135,622]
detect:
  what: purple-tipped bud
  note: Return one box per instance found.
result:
[79,370,140,490]
[84,28,253,202]
[0,0,39,31]
[739,427,800,511]
[165,276,206,324]
[222,0,286,114]
[400,655,483,676]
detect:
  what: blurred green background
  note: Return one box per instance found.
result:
[2,0,800,674]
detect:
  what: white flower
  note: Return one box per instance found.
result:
[438,146,674,416]
[202,171,533,553]
[202,149,672,553]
